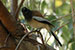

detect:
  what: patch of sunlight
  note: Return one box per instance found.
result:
[66,1,70,4]
[55,0,63,7]
[47,36,54,45]
[58,30,64,44]
[44,8,52,15]
[45,0,50,4]
[40,28,54,45]
[37,37,42,44]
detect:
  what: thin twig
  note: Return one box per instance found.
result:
[15,30,42,50]
[52,0,56,12]
[70,0,75,17]
[0,34,10,48]
[37,31,45,45]
[15,0,25,20]
[51,13,71,22]
[39,0,41,11]
[44,13,71,22]
[46,35,51,44]
[36,44,40,50]
[4,34,10,44]
[55,22,70,32]
[15,31,33,50]
[70,0,75,40]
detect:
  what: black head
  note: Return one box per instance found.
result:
[22,7,32,21]
[22,7,31,15]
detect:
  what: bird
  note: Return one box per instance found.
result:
[21,7,62,46]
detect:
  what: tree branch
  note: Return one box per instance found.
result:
[70,0,75,40]
[51,13,71,22]
[15,0,25,20]
[10,0,18,17]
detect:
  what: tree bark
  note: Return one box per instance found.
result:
[0,22,16,50]
[0,0,25,37]
[10,0,18,17]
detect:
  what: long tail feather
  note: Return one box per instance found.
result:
[51,30,62,46]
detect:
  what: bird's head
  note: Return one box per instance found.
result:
[22,7,32,21]
[22,7,31,15]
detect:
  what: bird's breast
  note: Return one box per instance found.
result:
[28,19,43,28]
[28,19,50,32]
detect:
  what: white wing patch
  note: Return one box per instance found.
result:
[32,16,54,27]
[32,16,49,22]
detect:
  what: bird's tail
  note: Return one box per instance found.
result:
[50,30,62,46]
[49,23,55,29]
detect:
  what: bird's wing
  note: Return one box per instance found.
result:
[32,16,55,27]
[32,10,44,18]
